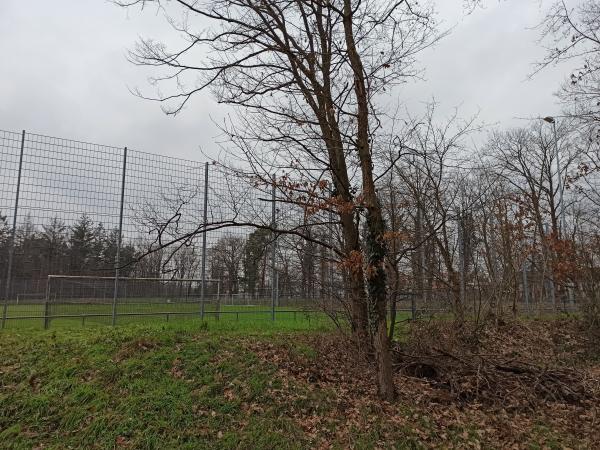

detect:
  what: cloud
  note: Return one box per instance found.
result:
[0,0,574,160]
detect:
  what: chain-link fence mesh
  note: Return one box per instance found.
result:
[0,128,577,329]
[0,129,346,328]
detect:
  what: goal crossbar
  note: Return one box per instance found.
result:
[47,275,220,283]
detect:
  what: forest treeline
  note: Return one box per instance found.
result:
[0,213,328,301]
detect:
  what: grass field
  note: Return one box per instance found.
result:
[1,302,335,330]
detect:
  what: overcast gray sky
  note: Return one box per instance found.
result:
[0,0,573,161]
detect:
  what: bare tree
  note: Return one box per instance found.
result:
[537,1,600,129]
[173,245,200,279]
[115,0,447,399]
[383,104,481,320]
[209,234,245,296]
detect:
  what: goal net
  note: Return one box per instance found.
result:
[46,275,221,305]
[43,275,223,324]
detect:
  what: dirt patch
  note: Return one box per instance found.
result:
[113,337,160,362]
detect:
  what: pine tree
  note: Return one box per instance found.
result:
[40,217,68,277]
[243,229,270,299]
[68,214,99,275]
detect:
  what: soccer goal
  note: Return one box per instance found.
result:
[46,275,221,305]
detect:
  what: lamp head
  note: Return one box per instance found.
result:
[543,116,555,124]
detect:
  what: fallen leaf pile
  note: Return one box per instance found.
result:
[247,319,600,449]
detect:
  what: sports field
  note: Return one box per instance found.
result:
[1,301,336,330]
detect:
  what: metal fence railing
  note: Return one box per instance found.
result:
[0,129,581,329]
[0,129,344,328]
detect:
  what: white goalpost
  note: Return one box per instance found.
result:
[46,275,221,304]
[40,275,223,329]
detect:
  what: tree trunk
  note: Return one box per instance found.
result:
[342,0,395,400]
[349,265,369,350]
[365,211,396,400]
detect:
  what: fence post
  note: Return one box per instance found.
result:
[275,272,279,308]
[2,130,26,330]
[44,276,51,329]
[412,207,424,320]
[112,147,128,326]
[419,206,427,314]
[489,216,498,315]
[457,209,466,314]
[568,283,575,311]
[200,162,209,321]
[522,258,530,314]
[328,209,334,307]
[271,176,277,321]
[543,222,556,311]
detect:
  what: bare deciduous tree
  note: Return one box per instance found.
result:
[115,0,446,399]
[537,1,600,129]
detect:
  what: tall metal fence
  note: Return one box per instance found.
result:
[0,129,577,329]
[0,129,303,328]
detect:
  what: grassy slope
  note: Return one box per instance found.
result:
[0,320,596,449]
[0,321,334,450]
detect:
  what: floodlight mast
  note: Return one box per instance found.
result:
[542,116,565,237]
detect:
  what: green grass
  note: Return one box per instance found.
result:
[1,302,333,330]
[0,323,325,449]
[0,319,594,449]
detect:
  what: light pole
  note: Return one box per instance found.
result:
[543,116,566,237]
